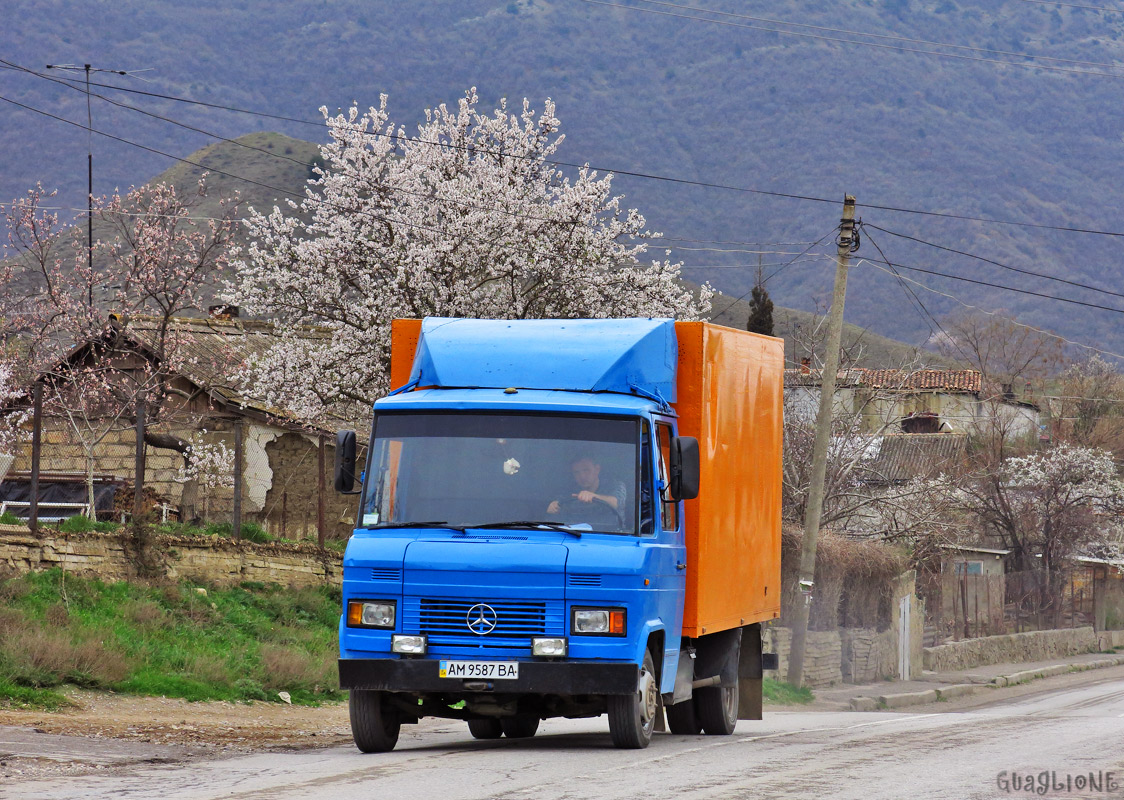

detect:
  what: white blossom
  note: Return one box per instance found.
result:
[227,89,711,424]
[175,437,235,489]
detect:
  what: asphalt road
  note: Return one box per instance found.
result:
[7,667,1124,800]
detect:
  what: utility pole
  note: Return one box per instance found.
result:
[787,195,858,687]
[45,63,129,309]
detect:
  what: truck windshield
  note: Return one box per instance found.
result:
[362,412,640,534]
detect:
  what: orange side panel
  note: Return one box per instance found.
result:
[390,319,423,391]
[674,322,784,637]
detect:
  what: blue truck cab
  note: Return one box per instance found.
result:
[335,318,782,751]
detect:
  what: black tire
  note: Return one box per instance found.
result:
[349,690,401,752]
[696,684,738,735]
[607,649,658,749]
[500,714,540,739]
[664,697,702,735]
[467,718,504,739]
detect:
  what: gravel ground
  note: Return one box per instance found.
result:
[0,689,350,782]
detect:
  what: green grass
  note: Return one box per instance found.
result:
[0,678,73,710]
[58,516,119,533]
[763,678,814,705]
[0,511,23,526]
[0,570,343,708]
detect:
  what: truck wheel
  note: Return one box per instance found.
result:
[608,650,658,749]
[500,715,540,738]
[695,684,738,735]
[467,719,503,739]
[664,698,702,735]
[349,690,401,752]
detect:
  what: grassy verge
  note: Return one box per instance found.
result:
[43,515,349,551]
[763,678,814,705]
[0,569,342,708]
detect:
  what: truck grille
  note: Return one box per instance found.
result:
[417,599,547,636]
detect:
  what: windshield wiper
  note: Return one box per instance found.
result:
[462,521,583,538]
[366,521,465,531]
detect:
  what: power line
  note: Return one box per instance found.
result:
[0,92,712,279]
[857,258,1124,363]
[577,0,1124,79]
[1,58,607,233]
[711,231,836,319]
[862,227,969,362]
[16,65,1124,239]
[865,222,1124,302]
[634,0,1124,70]
[1017,0,1124,12]
[858,251,1124,315]
[680,258,823,269]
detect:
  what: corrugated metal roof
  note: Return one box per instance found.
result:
[857,433,968,485]
[785,367,982,393]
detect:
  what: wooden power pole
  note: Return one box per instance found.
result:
[787,195,857,687]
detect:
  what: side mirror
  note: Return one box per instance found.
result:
[334,430,359,493]
[669,435,700,501]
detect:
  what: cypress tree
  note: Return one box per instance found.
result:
[746,281,774,336]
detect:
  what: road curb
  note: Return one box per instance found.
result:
[847,653,1124,711]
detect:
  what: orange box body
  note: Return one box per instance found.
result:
[389,318,783,637]
[673,322,784,636]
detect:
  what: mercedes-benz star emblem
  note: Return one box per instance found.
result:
[466,603,498,635]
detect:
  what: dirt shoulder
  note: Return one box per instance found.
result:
[0,689,350,783]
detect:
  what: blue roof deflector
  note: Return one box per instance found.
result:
[407,318,678,403]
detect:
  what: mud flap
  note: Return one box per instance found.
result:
[737,622,763,720]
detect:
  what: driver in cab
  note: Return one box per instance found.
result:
[546,456,626,517]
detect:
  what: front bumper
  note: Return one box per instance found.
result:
[339,658,639,695]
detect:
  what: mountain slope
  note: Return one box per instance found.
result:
[3,0,1123,354]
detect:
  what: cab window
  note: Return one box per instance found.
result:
[656,422,678,531]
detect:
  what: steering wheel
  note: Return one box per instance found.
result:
[554,495,626,531]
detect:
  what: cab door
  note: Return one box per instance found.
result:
[648,416,687,694]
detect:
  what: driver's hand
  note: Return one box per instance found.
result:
[547,500,560,514]
[573,491,596,504]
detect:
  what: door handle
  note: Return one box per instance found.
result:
[676,562,687,571]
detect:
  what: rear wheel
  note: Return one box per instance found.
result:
[467,718,503,740]
[696,684,738,735]
[500,714,540,738]
[349,690,401,752]
[608,649,658,749]
[664,697,702,735]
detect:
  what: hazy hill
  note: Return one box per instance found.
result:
[4,0,1124,355]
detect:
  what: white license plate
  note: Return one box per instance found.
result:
[439,660,520,679]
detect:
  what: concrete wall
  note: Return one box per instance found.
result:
[0,525,341,588]
[923,627,1100,672]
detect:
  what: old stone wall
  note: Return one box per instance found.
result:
[0,525,341,588]
[7,419,353,539]
[259,432,359,541]
[922,627,1099,672]
[764,626,843,688]
[840,628,897,683]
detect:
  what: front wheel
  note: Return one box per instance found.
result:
[607,649,658,749]
[349,690,401,752]
[695,684,738,735]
